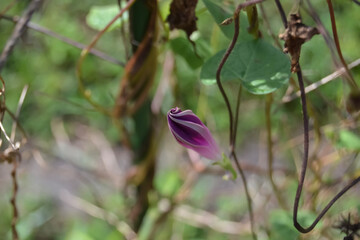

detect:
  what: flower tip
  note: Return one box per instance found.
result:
[167,107,221,160]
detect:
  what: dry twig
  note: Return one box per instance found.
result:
[0,0,42,71]
[61,190,137,240]
[174,204,250,235]
[0,15,124,66]
[282,58,360,103]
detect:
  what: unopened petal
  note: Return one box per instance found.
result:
[167,107,221,160]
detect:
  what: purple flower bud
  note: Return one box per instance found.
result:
[167,107,221,160]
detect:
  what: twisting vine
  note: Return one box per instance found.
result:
[293,67,360,233]
[215,0,266,239]
[272,0,360,234]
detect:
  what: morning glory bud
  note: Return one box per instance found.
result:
[167,107,221,160]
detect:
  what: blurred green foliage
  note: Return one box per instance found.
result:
[0,0,360,239]
[86,4,128,32]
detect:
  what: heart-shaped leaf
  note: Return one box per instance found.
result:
[200,39,291,94]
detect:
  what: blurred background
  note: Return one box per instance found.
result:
[0,0,360,239]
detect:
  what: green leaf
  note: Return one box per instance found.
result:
[66,229,94,240]
[170,36,212,69]
[202,0,252,40]
[270,209,319,240]
[200,39,291,94]
[86,5,128,31]
[213,153,237,180]
[155,170,182,197]
[138,207,160,239]
[336,130,360,151]
[269,210,299,240]
[170,37,203,69]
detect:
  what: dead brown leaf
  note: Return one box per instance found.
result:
[279,13,319,72]
[166,0,198,37]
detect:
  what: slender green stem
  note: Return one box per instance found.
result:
[265,94,287,209]
[215,2,265,239]
[232,152,257,240]
[325,0,358,90]
[231,84,257,239]
[215,0,265,147]
[232,85,242,147]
